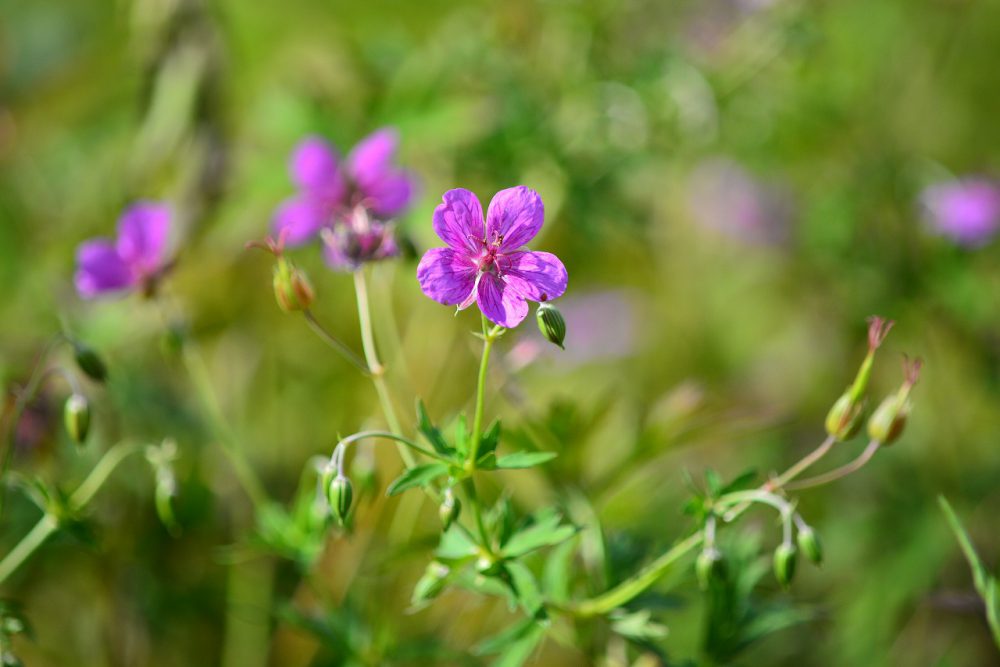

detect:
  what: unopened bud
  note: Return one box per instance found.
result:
[273,257,314,312]
[64,393,90,445]
[327,474,353,523]
[411,560,451,606]
[696,548,724,590]
[536,302,566,349]
[438,488,461,530]
[773,543,797,588]
[73,343,108,383]
[796,525,823,565]
[867,357,921,446]
[825,391,865,441]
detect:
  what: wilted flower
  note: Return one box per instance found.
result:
[321,206,400,271]
[687,158,790,245]
[417,187,568,328]
[74,201,171,298]
[921,177,1000,247]
[273,129,416,246]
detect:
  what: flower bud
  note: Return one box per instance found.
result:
[272,257,314,312]
[73,343,108,383]
[824,391,865,441]
[64,393,90,445]
[536,302,566,349]
[411,560,451,606]
[327,474,353,523]
[438,488,461,530]
[773,543,797,588]
[867,357,921,446]
[796,525,823,566]
[696,548,724,590]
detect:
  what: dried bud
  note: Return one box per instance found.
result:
[438,488,461,530]
[411,560,451,606]
[73,342,108,383]
[773,543,797,588]
[796,525,823,565]
[696,548,725,590]
[272,257,314,312]
[824,391,865,441]
[64,393,90,445]
[327,474,353,523]
[867,357,921,446]
[536,302,566,349]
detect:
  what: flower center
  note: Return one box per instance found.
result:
[475,231,506,273]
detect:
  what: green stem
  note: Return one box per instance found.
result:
[462,478,490,548]
[784,440,881,491]
[0,441,144,585]
[302,310,370,375]
[353,269,414,468]
[469,315,499,467]
[334,431,450,465]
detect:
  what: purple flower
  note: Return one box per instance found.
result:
[75,202,171,299]
[687,158,789,245]
[921,178,1000,247]
[417,187,568,329]
[322,206,399,271]
[272,128,416,246]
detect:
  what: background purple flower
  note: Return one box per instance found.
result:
[687,158,790,245]
[75,201,171,299]
[417,186,568,328]
[272,129,416,247]
[322,206,399,271]
[921,177,1000,247]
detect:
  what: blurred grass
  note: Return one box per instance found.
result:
[2,0,1000,664]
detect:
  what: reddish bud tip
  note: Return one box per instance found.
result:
[903,355,923,387]
[866,316,894,352]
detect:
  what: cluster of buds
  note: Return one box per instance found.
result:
[825,317,893,441]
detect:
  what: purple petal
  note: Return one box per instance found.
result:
[116,201,170,275]
[922,179,1000,247]
[291,136,346,200]
[417,247,478,306]
[74,239,135,298]
[272,196,332,246]
[362,170,416,218]
[486,186,544,252]
[433,188,485,254]
[347,128,398,187]
[477,271,528,328]
[501,250,568,303]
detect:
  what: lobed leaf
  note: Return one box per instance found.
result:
[386,463,449,497]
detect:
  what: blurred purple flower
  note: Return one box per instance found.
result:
[921,178,1000,247]
[687,158,790,245]
[322,206,399,271]
[75,201,171,299]
[272,128,416,246]
[417,187,568,329]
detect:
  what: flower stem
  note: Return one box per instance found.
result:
[469,315,499,468]
[784,440,881,491]
[0,441,144,585]
[302,309,370,375]
[333,431,451,465]
[353,269,415,468]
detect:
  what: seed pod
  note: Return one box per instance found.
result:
[64,393,91,445]
[327,475,353,523]
[536,302,566,349]
[438,488,461,530]
[272,257,314,312]
[867,395,909,446]
[797,525,823,566]
[824,391,864,441]
[696,548,724,590]
[73,343,108,383]
[773,543,797,588]
[411,560,451,606]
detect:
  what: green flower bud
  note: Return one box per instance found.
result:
[824,391,865,441]
[867,395,909,446]
[796,525,823,566]
[327,474,353,523]
[411,560,451,606]
[64,393,90,445]
[73,343,108,383]
[773,543,797,588]
[696,548,724,590]
[438,488,461,530]
[536,302,566,349]
[273,257,314,312]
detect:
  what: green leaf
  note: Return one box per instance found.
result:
[609,609,669,642]
[505,560,544,616]
[502,509,577,558]
[386,463,449,496]
[479,419,502,457]
[542,536,577,602]
[495,451,557,469]
[415,400,451,455]
[476,451,498,470]
[453,414,468,456]
[474,616,548,664]
[436,525,480,560]
[720,469,759,495]
[705,469,722,497]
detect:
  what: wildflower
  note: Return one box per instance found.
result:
[417,187,568,328]
[921,178,1000,247]
[687,158,790,245]
[273,129,416,246]
[321,205,400,271]
[74,201,171,299]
